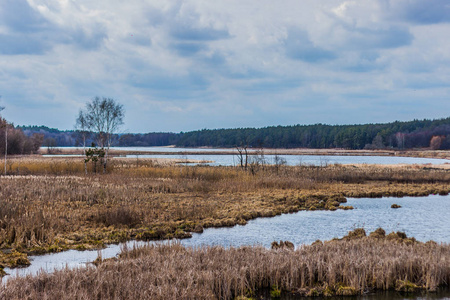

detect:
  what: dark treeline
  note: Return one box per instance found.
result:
[175,117,450,150]
[21,126,75,147]
[20,126,179,148]
[0,119,43,154]
[117,133,179,147]
[20,117,450,150]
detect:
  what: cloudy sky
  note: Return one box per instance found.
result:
[0,0,449,133]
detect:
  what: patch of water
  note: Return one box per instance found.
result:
[126,154,450,166]
[53,147,450,165]
[3,195,449,283]
[181,194,450,248]
[56,146,229,153]
[258,287,450,299]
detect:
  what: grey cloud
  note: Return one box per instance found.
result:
[0,0,50,33]
[128,35,152,47]
[240,78,301,94]
[69,27,108,50]
[342,52,387,73]
[0,0,54,54]
[0,34,49,55]
[0,27,107,55]
[143,6,165,26]
[285,29,336,62]
[387,0,450,24]
[170,25,230,41]
[348,26,413,49]
[128,71,210,95]
[219,68,266,81]
[171,42,207,56]
[200,51,226,66]
[333,20,414,50]
[0,0,107,55]
[329,5,414,50]
[403,78,449,90]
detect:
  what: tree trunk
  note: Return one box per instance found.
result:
[103,149,108,174]
[4,127,7,175]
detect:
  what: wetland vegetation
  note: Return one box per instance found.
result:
[1,228,449,299]
[0,157,449,271]
[0,151,449,299]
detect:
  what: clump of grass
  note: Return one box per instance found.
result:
[369,227,386,238]
[0,250,30,268]
[271,240,294,250]
[391,204,402,208]
[344,228,366,239]
[270,285,281,298]
[396,279,421,292]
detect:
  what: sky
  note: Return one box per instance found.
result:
[0,0,449,133]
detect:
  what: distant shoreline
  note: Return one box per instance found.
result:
[38,147,450,160]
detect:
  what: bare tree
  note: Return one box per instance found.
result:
[75,110,90,152]
[75,110,91,174]
[79,97,124,173]
[236,144,248,170]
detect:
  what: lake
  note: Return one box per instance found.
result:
[126,153,450,166]
[52,147,450,166]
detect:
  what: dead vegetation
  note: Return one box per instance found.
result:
[0,158,449,268]
[1,229,449,299]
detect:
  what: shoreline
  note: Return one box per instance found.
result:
[38,147,450,160]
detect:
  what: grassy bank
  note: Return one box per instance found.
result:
[0,158,449,268]
[1,229,449,299]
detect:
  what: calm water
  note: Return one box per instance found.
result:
[126,153,450,166]
[181,195,450,248]
[3,194,449,283]
[259,288,450,300]
[54,146,450,165]
[56,146,229,153]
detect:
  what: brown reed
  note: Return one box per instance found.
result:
[0,158,449,267]
[1,229,449,299]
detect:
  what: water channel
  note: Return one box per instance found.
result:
[3,194,450,284]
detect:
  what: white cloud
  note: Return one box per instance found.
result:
[0,0,449,132]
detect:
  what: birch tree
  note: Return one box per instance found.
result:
[79,97,124,173]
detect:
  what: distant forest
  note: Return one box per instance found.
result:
[20,117,450,150]
[0,118,43,155]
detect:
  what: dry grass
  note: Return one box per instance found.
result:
[1,229,449,299]
[0,158,449,268]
